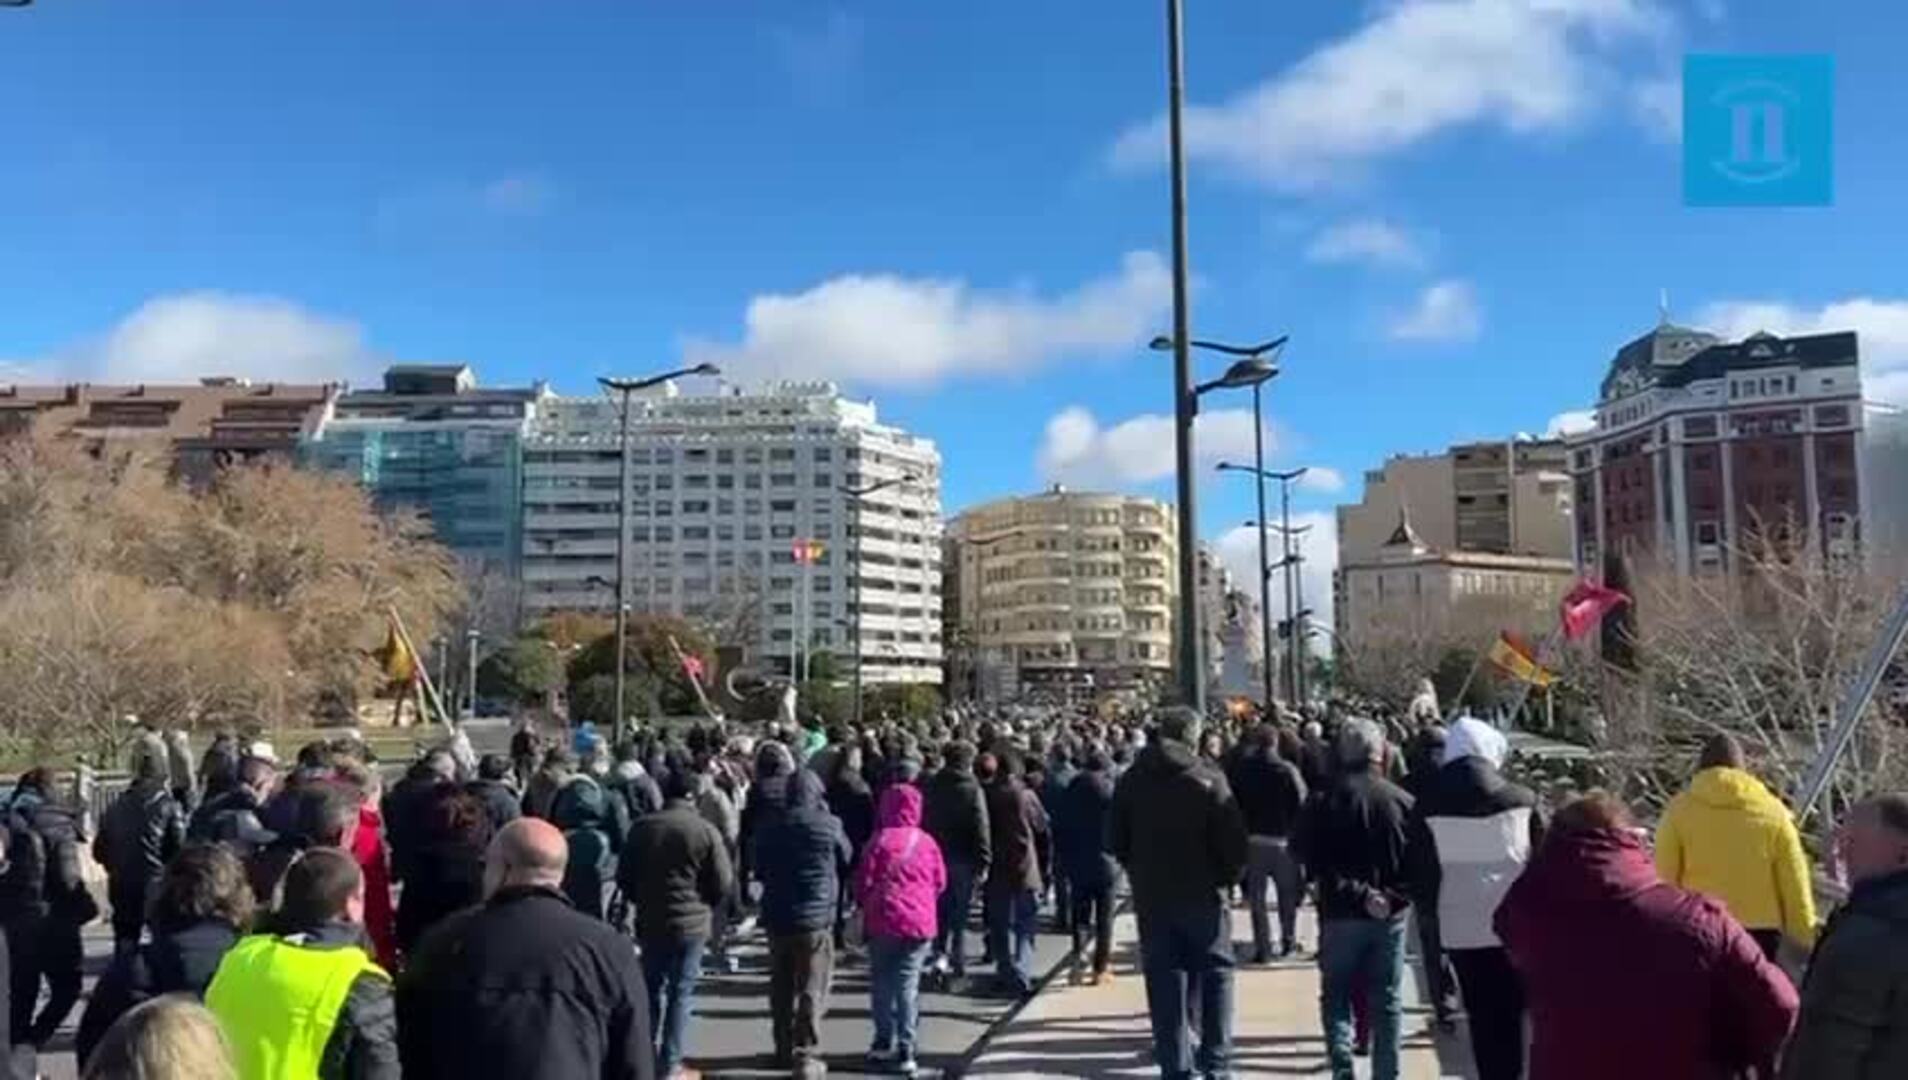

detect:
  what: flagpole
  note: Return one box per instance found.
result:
[668,634,717,719]
[389,606,452,733]
[1442,635,1494,724]
[1502,623,1565,730]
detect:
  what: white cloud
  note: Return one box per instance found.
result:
[686,251,1172,388]
[1214,511,1340,651]
[1036,405,1271,490]
[12,293,380,386]
[1305,220,1426,270]
[1109,0,1670,191]
[1387,279,1483,343]
[1299,466,1347,494]
[1696,297,1908,406]
[1546,409,1599,437]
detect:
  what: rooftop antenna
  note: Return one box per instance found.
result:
[1658,287,1672,327]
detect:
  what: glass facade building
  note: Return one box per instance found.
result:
[302,365,547,574]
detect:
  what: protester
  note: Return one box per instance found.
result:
[336,761,399,972]
[382,751,455,885]
[1039,742,1078,930]
[392,783,493,954]
[751,769,852,1077]
[550,752,632,921]
[523,747,574,822]
[82,997,236,1080]
[1780,791,1908,1078]
[855,782,946,1078]
[1,768,94,1053]
[397,818,655,1080]
[621,763,735,1080]
[1656,732,1818,960]
[1110,706,1249,1080]
[1225,723,1308,963]
[164,729,199,813]
[205,847,400,1080]
[1497,790,1796,1080]
[1054,743,1121,985]
[189,757,279,856]
[510,719,544,792]
[1294,720,1332,794]
[466,754,522,834]
[1405,716,1540,1080]
[200,733,243,805]
[1398,723,1459,1029]
[96,754,188,956]
[246,782,357,910]
[1292,717,1418,1080]
[823,747,875,950]
[692,756,743,974]
[983,751,1049,998]
[607,743,664,822]
[76,843,254,1067]
[922,741,990,986]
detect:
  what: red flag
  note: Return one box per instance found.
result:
[680,653,706,685]
[1560,580,1629,640]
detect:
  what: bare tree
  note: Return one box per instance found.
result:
[1610,535,1908,823]
[0,434,463,752]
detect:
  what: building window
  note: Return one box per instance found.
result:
[1696,521,1720,545]
[770,448,796,462]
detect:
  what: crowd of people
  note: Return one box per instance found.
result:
[0,695,1900,1080]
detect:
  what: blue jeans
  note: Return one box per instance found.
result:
[1317,916,1407,1080]
[934,859,978,974]
[642,935,706,1075]
[1136,899,1235,1079]
[868,936,932,1054]
[986,886,1038,993]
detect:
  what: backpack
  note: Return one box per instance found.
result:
[0,807,48,912]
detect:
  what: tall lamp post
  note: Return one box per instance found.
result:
[464,626,480,720]
[1158,0,1206,711]
[1152,335,1284,708]
[1274,520,1314,705]
[599,363,719,741]
[839,473,917,729]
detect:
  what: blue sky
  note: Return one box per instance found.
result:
[5,1,1906,605]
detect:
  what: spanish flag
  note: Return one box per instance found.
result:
[1488,631,1555,687]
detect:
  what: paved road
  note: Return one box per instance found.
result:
[678,913,1075,1078]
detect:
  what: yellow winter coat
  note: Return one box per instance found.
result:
[1655,766,1817,948]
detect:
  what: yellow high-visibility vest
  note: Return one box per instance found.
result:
[205,934,386,1079]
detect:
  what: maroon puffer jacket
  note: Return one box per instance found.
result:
[1495,826,1797,1080]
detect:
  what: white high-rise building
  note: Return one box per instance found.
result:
[520,380,944,687]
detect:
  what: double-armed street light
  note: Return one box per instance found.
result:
[1151,334,1287,710]
[599,363,720,741]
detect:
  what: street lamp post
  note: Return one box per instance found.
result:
[1160,0,1206,712]
[1274,519,1314,705]
[599,363,719,742]
[839,473,917,729]
[1150,331,1285,712]
[465,626,480,720]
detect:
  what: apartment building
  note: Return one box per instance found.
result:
[946,487,1176,701]
[519,379,944,687]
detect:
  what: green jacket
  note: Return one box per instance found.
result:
[1782,869,1908,1080]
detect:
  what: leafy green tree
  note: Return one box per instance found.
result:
[865,683,942,723]
[568,673,619,728]
[566,613,716,718]
[477,637,566,706]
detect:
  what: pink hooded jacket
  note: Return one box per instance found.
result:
[855,784,947,942]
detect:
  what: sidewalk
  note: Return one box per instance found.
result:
[966,906,1476,1078]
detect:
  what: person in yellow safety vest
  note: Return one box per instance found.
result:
[205,847,400,1080]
